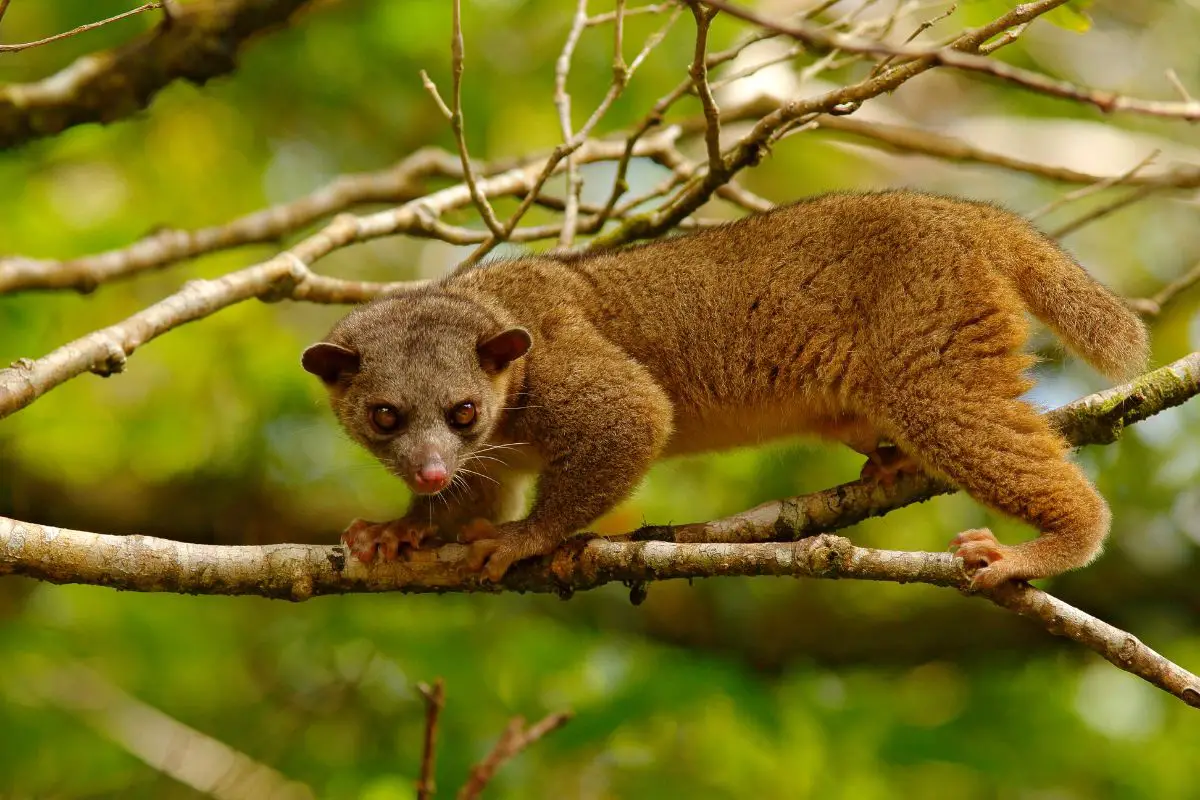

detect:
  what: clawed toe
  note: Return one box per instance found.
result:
[465,538,518,583]
[949,528,1016,588]
[340,518,438,564]
[860,447,920,488]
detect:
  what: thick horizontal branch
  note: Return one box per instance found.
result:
[0,0,315,150]
[3,353,1200,708]
[3,520,1198,709]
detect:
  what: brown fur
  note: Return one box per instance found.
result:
[304,190,1148,586]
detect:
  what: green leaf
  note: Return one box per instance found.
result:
[1044,1,1094,33]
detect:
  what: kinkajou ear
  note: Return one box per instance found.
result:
[477,327,532,374]
[301,342,361,384]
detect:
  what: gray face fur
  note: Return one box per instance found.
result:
[302,294,530,495]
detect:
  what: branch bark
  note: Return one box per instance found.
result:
[4,353,1199,708]
[4,520,1198,710]
[0,0,315,150]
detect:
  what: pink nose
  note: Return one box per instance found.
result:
[413,463,449,493]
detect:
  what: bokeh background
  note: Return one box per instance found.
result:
[2,1,1200,797]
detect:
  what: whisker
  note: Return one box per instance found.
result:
[449,471,474,500]
[473,442,529,454]
[462,454,509,467]
[458,467,499,485]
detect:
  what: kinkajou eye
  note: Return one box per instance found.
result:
[447,401,477,430]
[369,405,404,434]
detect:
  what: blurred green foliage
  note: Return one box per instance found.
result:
[1,1,1199,797]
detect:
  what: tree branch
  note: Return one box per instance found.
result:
[29,664,315,799]
[0,130,684,420]
[4,353,1199,708]
[0,0,315,150]
[0,3,164,54]
[701,0,1200,121]
[553,0,591,248]
[462,2,681,265]
[416,679,445,800]
[4,523,1198,710]
[1049,184,1161,239]
[439,0,507,239]
[457,712,572,800]
[590,0,1078,248]
[719,109,1200,192]
[684,1,725,183]
[1129,260,1200,317]
[0,148,464,295]
[1027,149,1161,221]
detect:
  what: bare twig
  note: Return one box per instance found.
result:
[416,679,446,800]
[1028,149,1161,221]
[1050,184,1161,239]
[592,4,697,228]
[611,0,628,75]
[0,0,315,149]
[977,21,1027,55]
[419,70,455,119]
[982,582,1200,711]
[457,712,573,800]
[0,148,463,294]
[0,3,164,53]
[788,113,1200,191]
[698,0,1200,121]
[591,0,1077,248]
[654,143,773,212]
[463,4,680,263]
[708,42,804,90]
[685,1,725,181]
[555,0,591,248]
[803,0,842,21]
[441,0,506,239]
[869,2,958,77]
[1165,68,1195,103]
[1129,260,1200,317]
[587,2,673,27]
